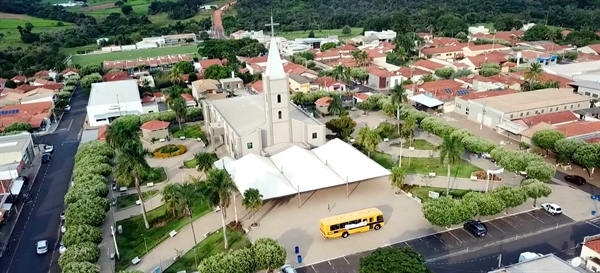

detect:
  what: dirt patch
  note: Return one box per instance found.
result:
[0,12,32,19]
[82,3,115,11]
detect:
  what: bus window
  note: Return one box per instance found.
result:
[377,215,383,222]
[363,219,367,222]
[330,225,338,231]
[369,217,373,222]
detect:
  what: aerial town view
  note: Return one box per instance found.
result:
[1,0,600,272]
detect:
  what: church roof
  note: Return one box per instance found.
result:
[265,37,286,79]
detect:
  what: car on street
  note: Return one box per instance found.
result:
[44,145,54,154]
[564,175,586,185]
[280,265,298,273]
[60,211,65,220]
[463,220,487,237]
[541,202,563,215]
[42,153,52,163]
[64,105,71,111]
[36,240,48,254]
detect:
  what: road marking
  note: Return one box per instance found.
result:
[434,234,452,247]
[527,211,546,224]
[67,119,73,131]
[447,231,463,242]
[343,256,350,264]
[587,219,600,230]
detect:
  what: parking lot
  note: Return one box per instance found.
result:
[296,209,575,273]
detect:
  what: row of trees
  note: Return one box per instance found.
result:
[422,181,551,227]
[59,140,115,273]
[198,238,286,273]
[532,129,600,176]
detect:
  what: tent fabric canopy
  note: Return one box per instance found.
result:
[409,94,444,108]
[225,138,391,200]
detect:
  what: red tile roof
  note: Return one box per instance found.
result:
[458,89,517,100]
[471,31,524,44]
[464,44,510,51]
[354,93,370,101]
[466,51,508,67]
[511,71,572,87]
[578,53,600,61]
[585,44,600,54]
[429,38,460,47]
[421,46,463,55]
[518,50,552,59]
[34,79,52,86]
[413,59,447,71]
[315,97,332,106]
[518,111,579,126]
[585,137,600,144]
[34,70,50,77]
[282,62,317,76]
[338,45,358,51]
[0,78,6,84]
[251,80,263,93]
[315,76,344,87]
[555,121,600,137]
[367,66,396,78]
[11,75,26,82]
[199,59,223,68]
[0,101,53,131]
[181,73,203,82]
[37,83,63,91]
[181,93,195,102]
[406,79,464,96]
[238,56,269,64]
[97,125,108,141]
[103,71,130,82]
[395,67,429,77]
[61,67,80,74]
[17,85,37,92]
[140,120,170,131]
[315,50,342,60]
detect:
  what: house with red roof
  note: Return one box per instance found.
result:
[198,59,223,71]
[33,70,51,78]
[462,44,511,57]
[0,101,53,132]
[555,121,600,138]
[456,74,523,91]
[0,78,6,89]
[394,67,429,82]
[338,44,358,53]
[102,71,131,82]
[314,77,347,92]
[581,234,600,271]
[510,71,572,88]
[11,75,26,84]
[141,120,170,140]
[61,68,80,79]
[353,93,371,103]
[412,59,447,73]
[470,31,523,46]
[420,46,464,60]
[578,43,600,56]
[314,97,333,115]
[459,51,509,70]
[250,80,263,93]
[366,67,403,90]
[32,79,52,86]
[513,111,579,127]
[406,79,469,112]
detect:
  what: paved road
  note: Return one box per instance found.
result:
[427,218,600,273]
[212,1,235,39]
[296,209,575,273]
[0,86,87,273]
[552,169,600,196]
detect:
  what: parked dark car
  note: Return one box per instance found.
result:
[564,175,586,185]
[463,220,487,237]
[42,153,52,163]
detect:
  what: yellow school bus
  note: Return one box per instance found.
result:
[319,208,385,239]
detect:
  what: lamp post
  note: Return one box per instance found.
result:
[143,236,148,253]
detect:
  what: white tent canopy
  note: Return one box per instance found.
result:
[270,145,347,193]
[225,139,391,200]
[409,94,443,108]
[213,156,235,170]
[312,138,391,183]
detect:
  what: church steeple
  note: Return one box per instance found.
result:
[265,38,286,79]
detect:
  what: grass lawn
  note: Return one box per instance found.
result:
[0,16,74,49]
[276,28,363,40]
[170,124,207,141]
[140,167,168,185]
[70,45,199,66]
[117,190,159,209]
[183,153,217,169]
[164,228,251,273]
[392,139,437,150]
[371,152,395,169]
[409,186,472,202]
[400,157,481,178]
[115,200,211,271]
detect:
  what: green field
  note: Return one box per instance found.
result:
[70,45,199,66]
[276,27,363,40]
[0,17,74,49]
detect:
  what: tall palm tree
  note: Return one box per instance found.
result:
[115,142,152,229]
[524,62,544,86]
[327,94,344,116]
[194,152,215,175]
[389,85,408,134]
[435,134,464,195]
[331,65,350,84]
[169,69,184,86]
[351,50,369,68]
[204,169,237,249]
[161,182,205,267]
[242,188,263,227]
[165,88,187,129]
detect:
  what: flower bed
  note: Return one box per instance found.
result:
[153,144,187,158]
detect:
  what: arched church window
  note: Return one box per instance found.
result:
[278,111,282,119]
[277,94,282,103]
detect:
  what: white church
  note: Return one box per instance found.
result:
[202,37,327,158]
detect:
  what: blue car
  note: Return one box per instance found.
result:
[42,153,52,163]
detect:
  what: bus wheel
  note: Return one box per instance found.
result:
[374,224,381,230]
[342,232,349,238]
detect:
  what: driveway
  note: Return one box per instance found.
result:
[0,85,88,273]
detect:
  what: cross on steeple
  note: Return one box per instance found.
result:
[265,15,279,38]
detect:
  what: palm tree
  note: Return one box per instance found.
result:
[389,167,406,195]
[169,69,184,86]
[327,94,344,116]
[351,50,369,68]
[242,188,263,227]
[524,62,544,86]
[194,152,215,175]
[115,142,152,229]
[435,134,464,195]
[204,169,237,249]
[165,88,188,129]
[331,65,350,84]
[389,85,408,134]
[161,182,205,267]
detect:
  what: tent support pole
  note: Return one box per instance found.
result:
[346,176,349,198]
[297,186,301,208]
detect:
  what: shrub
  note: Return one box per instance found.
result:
[152,144,187,158]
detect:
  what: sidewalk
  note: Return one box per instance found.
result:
[379,139,440,158]
[114,194,163,222]
[0,148,42,258]
[405,175,508,192]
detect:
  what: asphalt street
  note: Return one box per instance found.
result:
[296,209,575,273]
[552,169,600,196]
[427,218,600,273]
[0,85,87,273]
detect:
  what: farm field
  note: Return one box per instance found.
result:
[276,27,363,40]
[0,13,74,49]
[70,45,199,66]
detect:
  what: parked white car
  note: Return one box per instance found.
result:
[64,105,71,111]
[36,240,48,254]
[44,145,54,154]
[541,202,563,215]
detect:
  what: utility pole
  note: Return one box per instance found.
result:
[497,254,502,269]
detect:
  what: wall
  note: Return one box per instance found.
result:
[291,119,326,147]
[316,104,330,115]
[367,74,381,89]
[577,86,600,99]
[238,131,262,157]
[453,97,469,116]
[581,245,600,272]
[87,100,144,127]
[142,103,159,113]
[466,101,505,128]
[505,100,589,120]
[289,79,310,93]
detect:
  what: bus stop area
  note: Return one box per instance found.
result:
[296,209,575,273]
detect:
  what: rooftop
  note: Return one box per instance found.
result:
[141,120,170,131]
[289,74,313,84]
[569,80,600,90]
[0,132,32,154]
[0,102,52,130]
[470,88,589,113]
[87,80,141,107]
[207,94,321,136]
[489,254,586,273]
[519,111,579,126]
[555,121,600,138]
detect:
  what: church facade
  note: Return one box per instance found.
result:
[202,37,327,158]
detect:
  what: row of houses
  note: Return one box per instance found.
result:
[103,54,195,70]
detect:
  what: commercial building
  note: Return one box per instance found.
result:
[544,61,600,82]
[488,253,585,273]
[86,80,151,127]
[569,80,600,99]
[461,88,589,128]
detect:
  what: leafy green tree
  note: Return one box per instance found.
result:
[121,5,133,15]
[390,167,406,194]
[451,68,473,79]
[421,74,435,82]
[80,65,102,76]
[434,67,454,79]
[462,192,504,219]
[187,72,199,82]
[242,188,263,227]
[81,73,102,94]
[73,195,110,212]
[115,144,152,229]
[523,25,551,41]
[524,62,544,88]
[563,51,579,61]
[3,122,32,133]
[492,186,527,213]
[252,238,287,271]
[342,25,352,35]
[65,199,106,228]
[76,141,115,159]
[307,30,315,38]
[455,31,468,42]
[75,153,111,165]
[62,224,103,247]
[490,147,511,163]
[498,150,541,174]
[165,87,187,129]
[525,161,556,182]
[327,94,344,116]
[461,136,497,154]
[531,129,565,155]
[356,100,375,115]
[400,115,417,143]
[173,61,195,74]
[356,127,381,154]
[61,262,100,273]
[58,242,100,269]
[359,247,432,273]
[64,183,108,205]
[203,65,232,80]
[204,169,237,249]
[422,196,476,227]
[436,134,464,195]
[325,114,357,140]
[194,152,216,173]
[553,138,586,164]
[320,42,337,52]
[449,129,473,142]
[522,179,552,207]
[118,271,144,273]
[573,143,600,176]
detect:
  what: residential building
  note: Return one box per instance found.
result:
[250,80,263,94]
[86,80,148,127]
[462,44,511,57]
[289,74,317,93]
[512,50,557,65]
[0,133,35,182]
[420,46,463,60]
[10,76,26,84]
[315,97,332,115]
[510,71,573,88]
[230,30,268,43]
[102,71,131,82]
[314,77,347,92]
[366,67,403,90]
[32,79,52,86]
[576,44,600,56]
[394,67,429,82]
[468,25,490,35]
[198,59,222,71]
[471,31,524,45]
[488,253,585,273]
[569,81,600,99]
[61,68,80,79]
[191,79,220,100]
[516,111,580,127]
[407,80,467,112]
[459,51,510,71]
[364,30,396,41]
[353,93,371,103]
[140,120,170,140]
[454,89,517,115]
[412,59,447,73]
[581,234,600,272]
[555,121,600,140]
[462,88,589,129]
[163,33,196,45]
[220,77,244,91]
[279,37,340,56]
[201,37,327,158]
[20,93,56,106]
[0,102,54,131]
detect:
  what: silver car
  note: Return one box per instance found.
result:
[280,265,297,273]
[36,240,48,254]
